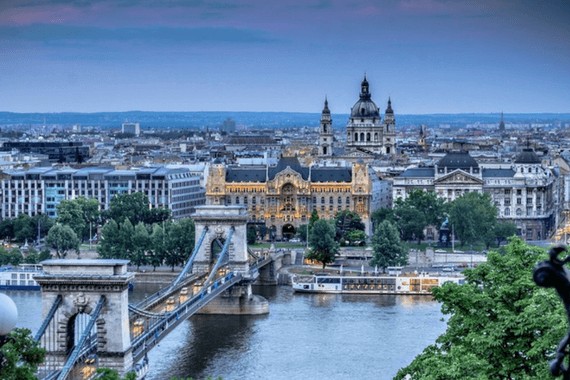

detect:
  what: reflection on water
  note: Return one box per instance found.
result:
[4,285,447,380]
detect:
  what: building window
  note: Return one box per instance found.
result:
[235,197,240,204]
[321,197,325,204]
[504,207,510,216]
[516,208,522,216]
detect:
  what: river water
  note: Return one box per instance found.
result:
[5,285,447,380]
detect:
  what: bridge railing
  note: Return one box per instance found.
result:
[130,271,242,364]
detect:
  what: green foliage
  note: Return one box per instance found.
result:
[95,368,137,380]
[0,247,23,266]
[308,210,320,230]
[334,210,365,244]
[38,248,52,261]
[130,222,151,268]
[394,206,426,244]
[0,219,15,241]
[24,251,39,264]
[45,224,80,259]
[107,192,150,225]
[449,192,498,247]
[296,224,309,242]
[57,197,99,241]
[494,221,518,246]
[346,229,367,246]
[370,220,407,269]
[306,219,339,270]
[371,207,394,229]
[150,224,166,270]
[14,213,35,243]
[247,226,257,245]
[0,328,46,380]
[403,189,447,227]
[395,238,565,380]
[97,219,122,259]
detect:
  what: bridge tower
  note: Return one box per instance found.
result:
[191,205,268,314]
[35,259,135,375]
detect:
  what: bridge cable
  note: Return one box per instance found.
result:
[57,295,106,380]
[34,294,62,342]
[171,226,209,288]
[128,304,166,318]
[201,227,234,291]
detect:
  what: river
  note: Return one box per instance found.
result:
[5,285,447,380]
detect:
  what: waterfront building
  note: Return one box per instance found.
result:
[0,166,205,220]
[205,155,381,237]
[393,150,560,240]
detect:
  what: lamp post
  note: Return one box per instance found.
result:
[37,218,41,246]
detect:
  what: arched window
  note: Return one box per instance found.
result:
[516,208,522,216]
[354,133,358,141]
[374,133,378,141]
[366,133,371,141]
[329,196,333,204]
[338,197,342,204]
[346,197,351,204]
[504,207,510,216]
[360,132,364,141]
[386,147,391,154]
[528,168,531,173]
[235,197,240,204]
[321,197,325,204]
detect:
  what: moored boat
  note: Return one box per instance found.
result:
[292,272,464,295]
[0,264,42,290]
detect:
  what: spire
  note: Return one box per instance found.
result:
[499,111,505,131]
[385,97,393,114]
[322,96,330,114]
[360,73,370,100]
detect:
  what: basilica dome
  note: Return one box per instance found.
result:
[350,75,380,118]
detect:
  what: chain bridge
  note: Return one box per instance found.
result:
[32,206,272,380]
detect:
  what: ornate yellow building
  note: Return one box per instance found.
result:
[206,156,379,238]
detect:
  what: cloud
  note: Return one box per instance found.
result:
[0,23,278,44]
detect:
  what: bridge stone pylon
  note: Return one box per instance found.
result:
[191,205,250,276]
[34,259,135,375]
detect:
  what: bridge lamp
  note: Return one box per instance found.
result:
[0,293,18,369]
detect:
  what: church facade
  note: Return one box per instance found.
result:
[206,156,381,238]
[319,75,396,159]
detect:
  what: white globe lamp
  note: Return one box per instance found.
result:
[0,293,18,337]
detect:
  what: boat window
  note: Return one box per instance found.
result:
[317,277,341,284]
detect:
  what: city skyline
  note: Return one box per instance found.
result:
[1,0,569,114]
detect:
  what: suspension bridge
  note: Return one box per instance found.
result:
[32,206,273,380]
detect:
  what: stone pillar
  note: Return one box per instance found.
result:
[191,205,250,276]
[35,259,135,375]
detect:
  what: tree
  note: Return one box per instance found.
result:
[24,251,39,264]
[14,214,35,243]
[495,221,517,247]
[56,199,86,239]
[370,220,407,269]
[306,219,339,270]
[97,219,122,259]
[0,219,14,241]
[107,192,150,226]
[346,229,367,246]
[308,210,320,230]
[33,214,54,242]
[393,206,426,244]
[394,238,564,380]
[371,207,394,230]
[7,248,23,265]
[247,226,257,245]
[131,222,151,269]
[45,224,80,259]
[296,224,309,242]
[449,192,498,247]
[150,224,166,271]
[95,368,136,380]
[120,219,135,260]
[403,189,446,228]
[334,210,365,244]
[146,207,171,225]
[0,328,46,380]
[38,248,52,262]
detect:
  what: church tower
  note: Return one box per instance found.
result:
[498,112,505,131]
[346,74,395,155]
[318,97,333,157]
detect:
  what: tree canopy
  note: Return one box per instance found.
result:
[370,220,407,269]
[0,328,46,380]
[395,238,565,380]
[46,224,80,259]
[449,191,498,247]
[306,219,339,270]
[334,210,366,245]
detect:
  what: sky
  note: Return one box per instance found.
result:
[0,0,569,114]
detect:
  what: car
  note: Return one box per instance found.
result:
[289,238,301,243]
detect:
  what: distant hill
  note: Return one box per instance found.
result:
[0,111,568,129]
